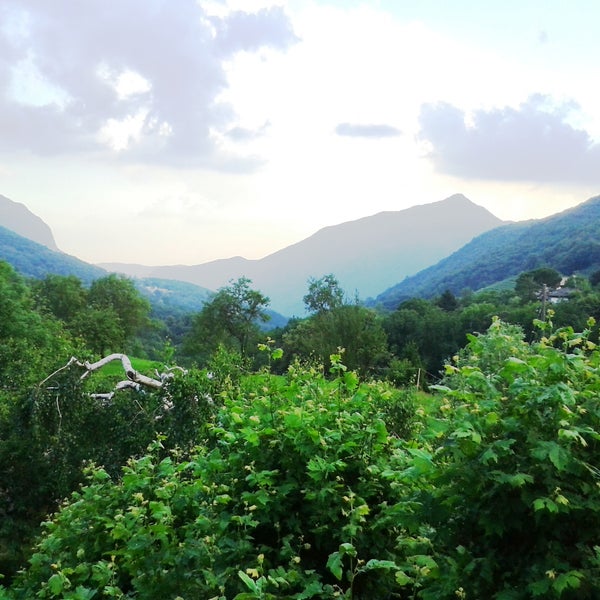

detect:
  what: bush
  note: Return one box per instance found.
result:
[10,358,415,599]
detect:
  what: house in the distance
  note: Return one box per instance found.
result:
[547,287,575,304]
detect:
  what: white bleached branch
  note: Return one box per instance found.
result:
[40,354,188,400]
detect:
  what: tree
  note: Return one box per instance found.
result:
[289,275,389,375]
[515,267,562,302]
[303,274,345,313]
[184,277,270,361]
[33,274,87,323]
[88,275,151,342]
[590,270,600,287]
[383,298,460,377]
[70,306,127,355]
[436,289,459,312]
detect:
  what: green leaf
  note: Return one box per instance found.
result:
[548,443,569,471]
[528,578,551,596]
[326,551,343,581]
[344,370,359,391]
[481,447,498,465]
[238,571,258,593]
[533,497,558,513]
[361,559,398,572]
[48,573,64,596]
[339,542,357,557]
[553,571,583,594]
[395,570,412,586]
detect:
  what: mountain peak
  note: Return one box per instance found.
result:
[0,194,60,252]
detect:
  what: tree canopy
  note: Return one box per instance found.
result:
[184,277,270,361]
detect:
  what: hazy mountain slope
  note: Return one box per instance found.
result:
[375,194,600,308]
[0,225,219,318]
[102,194,504,316]
[0,225,106,283]
[0,194,60,251]
[0,195,290,326]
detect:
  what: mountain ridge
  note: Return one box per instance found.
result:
[374,193,600,308]
[100,193,504,316]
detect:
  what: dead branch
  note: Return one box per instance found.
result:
[40,353,187,400]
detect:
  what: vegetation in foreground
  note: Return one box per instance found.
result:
[1,260,600,597]
[2,318,600,598]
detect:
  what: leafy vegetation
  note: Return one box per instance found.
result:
[3,259,600,597]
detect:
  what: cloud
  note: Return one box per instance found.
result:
[226,121,271,141]
[418,95,600,183]
[335,122,401,138]
[213,6,299,55]
[0,1,297,168]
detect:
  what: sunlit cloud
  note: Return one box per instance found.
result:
[419,95,600,183]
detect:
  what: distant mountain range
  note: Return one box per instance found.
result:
[2,191,599,319]
[100,194,504,316]
[374,194,600,308]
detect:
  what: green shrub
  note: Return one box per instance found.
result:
[10,358,415,599]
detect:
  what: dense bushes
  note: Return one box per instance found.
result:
[8,352,415,599]
[6,319,600,598]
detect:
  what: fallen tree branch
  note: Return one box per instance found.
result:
[40,354,188,400]
[81,354,163,389]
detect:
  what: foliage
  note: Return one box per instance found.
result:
[383,298,461,377]
[0,354,215,585]
[32,274,88,323]
[515,267,562,301]
[0,225,105,284]
[32,273,153,356]
[402,318,600,598]
[9,352,415,599]
[283,303,389,375]
[435,289,459,312]
[184,277,270,362]
[87,275,151,351]
[303,274,345,313]
[5,317,600,598]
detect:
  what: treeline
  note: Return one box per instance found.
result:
[177,267,600,387]
[7,262,600,387]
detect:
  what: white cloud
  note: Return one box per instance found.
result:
[419,95,600,183]
[0,1,297,167]
[335,123,401,138]
[3,1,600,267]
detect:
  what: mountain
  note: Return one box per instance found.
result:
[374,194,600,309]
[0,224,106,283]
[0,194,60,251]
[0,224,220,315]
[101,194,504,316]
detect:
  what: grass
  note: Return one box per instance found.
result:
[93,357,163,378]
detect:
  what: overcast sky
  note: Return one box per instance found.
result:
[1,0,600,265]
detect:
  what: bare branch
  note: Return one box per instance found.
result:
[40,353,184,400]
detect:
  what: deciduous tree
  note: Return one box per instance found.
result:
[184,277,270,361]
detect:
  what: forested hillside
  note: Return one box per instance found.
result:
[0,225,106,283]
[376,194,600,308]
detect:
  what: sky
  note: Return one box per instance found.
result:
[1,0,600,266]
